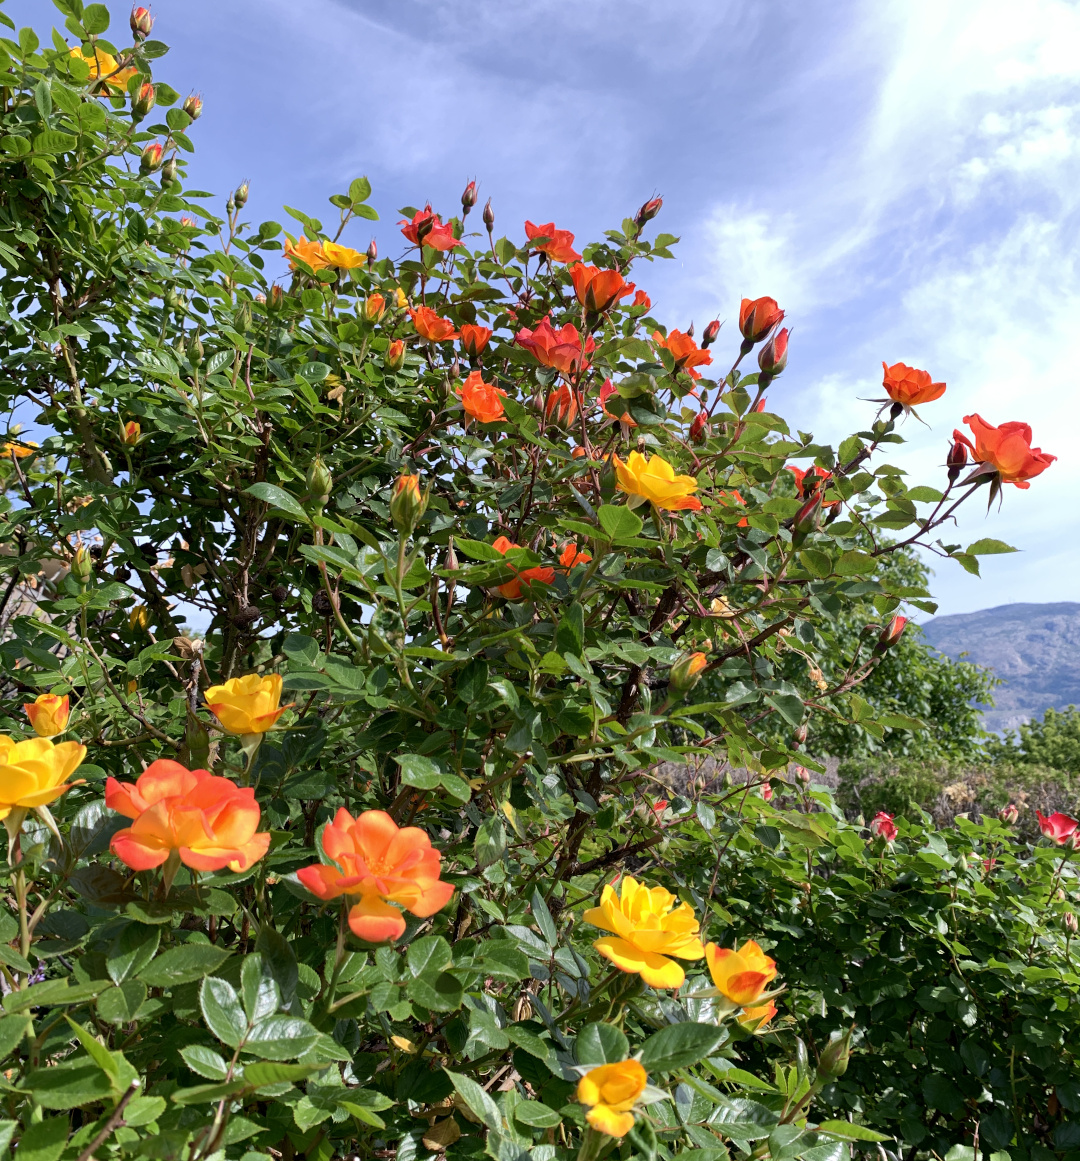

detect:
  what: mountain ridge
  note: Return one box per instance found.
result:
[920,601,1080,733]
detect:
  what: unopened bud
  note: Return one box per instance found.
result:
[874,615,907,655]
[386,339,405,371]
[758,327,789,380]
[669,651,707,697]
[235,300,252,332]
[130,5,153,38]
[363,293,386,323]
[947,438,968,484]
[161,158,178,187]
[266,284,285,312]
[139,141,163,175]
[120,419,141,446]
[817,1029,852,1081]
[796,765,810,785]
[483,198,494,231]
[791,492,823,547]
[686,321,695,339]
[739,296,785,345]
[1066,912,1078,935]
[635,196,663,228]
[689,409,708,445]
[128,604,150,631]
[1070,832,1080,852]
[390,474,427,535]
[366,238,378,269]
[70,547,93,586]
[233,181,249,209]
[132,81,155,120]
[999,803,1019,825]
[445,542,459,572]
[182,92,203,121]
[702,319,721,348]
[305,457,333,509]
[794,723,808,747]
[189,335,203,366]
[461,180,478,214]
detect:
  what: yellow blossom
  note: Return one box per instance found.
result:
[322,241,365,269]
[577,1060,648,1138]
[69,46,137,91]
[204,673,288,736]
[0,736,85,841]
[613,451,702,512]
[583,875,705,989]
[24,694,70,738]
[705,940,778,1007]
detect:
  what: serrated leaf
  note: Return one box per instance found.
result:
[139,943,231,987]
[965,538,1017,556]
[640,1023,725,1072]
[243,482,310,523]
[597,504,643,541]
[445,1070,501,1130]
[199,977,247,1049]
[180,1045,229,1080]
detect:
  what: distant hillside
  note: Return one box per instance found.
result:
[920,602,1080,733]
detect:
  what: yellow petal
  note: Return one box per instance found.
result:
[594,935,685,989]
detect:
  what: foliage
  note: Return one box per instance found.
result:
[0,3,1058,1161]
[987,706,1080,778]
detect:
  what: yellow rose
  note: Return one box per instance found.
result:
[705,940,778,1007]
[394,288,408,310]
[613,451,703,512]
[69,46,137,91]
[23,694,70,738]
[583,875,705,989]
[576,1059,648,1138]
[0,735,86,840]
[204,673,288,736]
[322,241,365,269]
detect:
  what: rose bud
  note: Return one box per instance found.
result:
[366,238,378,269]
[160,157,177,186]
[1066,912,1079,935]
[130,5,154,38]
[739,296,785,345]
[390,474,427,535]
[386,339,406,371]
[999,803,1019,825]
[817,1029,853,1080]
[461,179,478,215]
[635,195,663,227]
[796,766,811,785]
[483,197,494,231]
[363,293,386,323]
[869,811,897,842]
[70,547,93,586]
[758,327,789,381]
[132,81,155,120]
[120,419,141,446]
[266,284,285,312]
[791,492,823,547]
[689,409,708,444]
[183,92,203,121]
[305,457,333,509]
[669,651,707,697]
[234,181,250,209]
[702,319,721,348]
[946,438,968,483]
[874,615,907,655]
[794,723,808,747]
[139,142,163,174]
[459,324,492,358]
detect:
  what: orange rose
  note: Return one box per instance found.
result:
[881,361,946,407]
[24,694,70,738]
[297,808,454,942]
[739,297,784,343]
[705,939,778,1007]
[653,329,712,379]
[399,208,462,252]
[515,316,595,374]
[107,760,271,886]
[717,489,748,527]
[953,415,1056,489]
[458,370,507,424]
[738,1000,778,1030]
[410,305,458,343]
[285,236,330,271]
[559,542,591,569]
[524,220,581,263]
[631,289,652,311]
[600,379,636,429]
[459,324,492,357]
[569,264,635,313]
[386,339,406,370]
[491,535,555,600]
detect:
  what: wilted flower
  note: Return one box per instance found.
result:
[584,875,705,989]
[296,808,454,942]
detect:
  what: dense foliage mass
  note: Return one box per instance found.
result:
[0,4,1069,1161]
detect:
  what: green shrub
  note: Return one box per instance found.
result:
[988,706,1080,777]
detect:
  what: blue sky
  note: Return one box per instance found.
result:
[21,0,1080,618]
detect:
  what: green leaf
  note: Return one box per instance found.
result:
[455,538,506,562]
[34,79,52,120]
[834,550,874,577]
[639,1022,725,1072]
[32,131,77,155]
[243,482,310,523]
[397,753,442,790]
[406,971,464,1013]
[20,1061,114,1109]
[513,1101,562,1129]
[97,981,146,1025]
[82,3,110,32]
[445,1070,502,1131]
[107,922,160,985]
[180,1045,229,1080]
[798,549,832,578]
[139,943,231,987]
[245,1015,320,1060]
[597,504,643,540]
[282,633,320,664]
[12,1116,68,1161]
[556,602,585,657]
[474,815,506,869]
[200,977,247,1049]
[965,538,1017,556]
[765,693,805,729]
[244,1061,326,1086]
[816,1121,891,1142]
[349,176,372,205]
[530,888,558,948]
[407,936,452,977]
[576,1022,629,1065]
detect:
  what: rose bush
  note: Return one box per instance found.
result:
[0,3,1067,1160]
